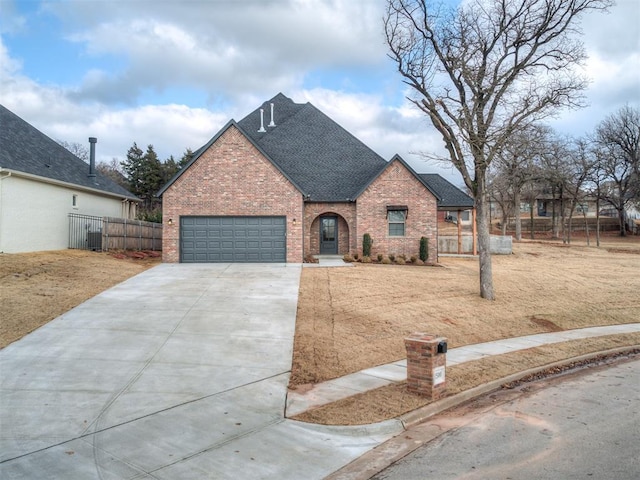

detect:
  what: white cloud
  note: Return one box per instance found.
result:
[1,0,637,192]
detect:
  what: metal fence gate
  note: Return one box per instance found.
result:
[69,213,103,251]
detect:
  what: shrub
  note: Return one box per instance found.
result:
[362,255,372,263]
[398,254,406,260]
[381,257,391,264]
[410,255,417,263]
[396,257,406,265]
[377,253,384,262]
[343,254,354,262]
[414,258,425,266]
[388,253,395,262]
[353,252,359,260]
[363,233,373,257]
[419,237,429,262]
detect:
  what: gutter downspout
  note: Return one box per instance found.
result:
[0,170,13,252]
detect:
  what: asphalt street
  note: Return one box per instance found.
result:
[372,358,640,480]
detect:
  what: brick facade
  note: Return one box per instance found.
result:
[356,159,438,261]
[303,203,357,257]
[162,129,438,264]
[162,125,304,262]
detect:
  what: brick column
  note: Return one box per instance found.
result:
[405,333,447,399]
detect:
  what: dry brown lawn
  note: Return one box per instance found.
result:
[0,250,160,348]
[291,237,640,385]
[289,236,640,424]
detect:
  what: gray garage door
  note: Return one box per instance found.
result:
[180,216,286,263]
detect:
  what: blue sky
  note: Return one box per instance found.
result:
[1,0,638,186]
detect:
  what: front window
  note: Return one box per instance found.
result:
[388,210,406,236]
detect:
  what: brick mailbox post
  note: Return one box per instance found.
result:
[405,333,447,399]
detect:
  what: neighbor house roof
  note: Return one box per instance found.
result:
[0,104,137,200]
[419,174,474,209]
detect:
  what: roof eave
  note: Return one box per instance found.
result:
[0,167,140,202]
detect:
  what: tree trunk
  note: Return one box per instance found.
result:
[529,203,535,239]
[476,174,495,300]
[583,210,590,246]
[618,207,627,236]
[552,187,560,239]
[514,189,522,241]
[596,196,601,247]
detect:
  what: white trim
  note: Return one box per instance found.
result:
[0,168,139,202]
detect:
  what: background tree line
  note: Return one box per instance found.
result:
[487,105,640,244]
[58,140,193,222]
[98,144,193,222]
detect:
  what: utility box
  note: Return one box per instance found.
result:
[405,333,447,399]
[87,231,102,251]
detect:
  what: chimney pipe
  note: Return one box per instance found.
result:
[258,109,266,132]
[88,137,97,178]
[268,102,276,127]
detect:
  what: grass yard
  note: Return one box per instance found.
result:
[289,237,640,424]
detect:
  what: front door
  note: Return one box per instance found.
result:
[319,216,338,254]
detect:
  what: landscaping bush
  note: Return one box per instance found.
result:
[363,233,372,258]
[414,258,425,266]
[410,255,417,263]
[419,237,429,262]
[377,253,384,262]
[381,257,391,264]
[396,257,406,265]
[343,254,354,262]
[353,252,359,260]
[362,255,372,263]
[388,253,395,262]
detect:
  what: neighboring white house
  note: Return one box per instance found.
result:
[0,104,138,253]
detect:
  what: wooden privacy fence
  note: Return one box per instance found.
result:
[69,213,162,251]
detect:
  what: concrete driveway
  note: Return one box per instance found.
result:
[0,263,398,479]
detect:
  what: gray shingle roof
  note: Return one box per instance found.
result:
[419,174,474,209]
[236,93,388,202]
[159,93,470,206]
[0,104,137,199]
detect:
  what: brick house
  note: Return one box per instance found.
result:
[158,93,449,263]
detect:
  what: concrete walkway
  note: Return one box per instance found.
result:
[1,262,638,479]
[286,323,640,417]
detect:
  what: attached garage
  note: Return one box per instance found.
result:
[180,216,286,263]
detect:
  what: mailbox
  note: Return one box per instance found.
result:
[437,340,448,354]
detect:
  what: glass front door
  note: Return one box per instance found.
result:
[319,216,338,254]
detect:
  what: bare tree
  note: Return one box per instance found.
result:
[487,168,514,235]
[494,124,548,240]
[594,105,640,236]
[57,140,89,163]
[562,138,595,244]
[384,0,612,299]
[97,158,129,190]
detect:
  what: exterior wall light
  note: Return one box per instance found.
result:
[168,218,173,225]
[292,218,297,226]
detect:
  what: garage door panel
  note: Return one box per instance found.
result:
[180,216,286,263]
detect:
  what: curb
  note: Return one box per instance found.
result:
[324,345,639,480]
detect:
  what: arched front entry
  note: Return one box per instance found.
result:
[308,212,351,256]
